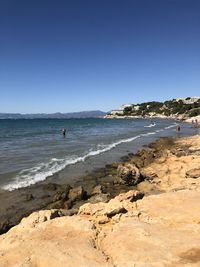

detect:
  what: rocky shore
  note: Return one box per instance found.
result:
[0,134,200,266]
[0,135,180,235]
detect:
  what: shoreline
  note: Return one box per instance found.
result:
[0,129,197,235]
[0,117,181,192]
[1,118,197,192]
[104,114,200,124]
[0,120,194,191]
[0,133,200,266]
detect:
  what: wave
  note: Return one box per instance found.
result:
[164,123,178,129]
[2,124,176,191]
[144,123,156,128]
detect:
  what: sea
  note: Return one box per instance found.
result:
[0,118,196,191]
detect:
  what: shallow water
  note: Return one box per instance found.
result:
[0,118,195,190]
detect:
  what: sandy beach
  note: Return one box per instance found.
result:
[0,133,200,266]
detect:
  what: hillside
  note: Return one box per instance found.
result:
[0,110,106,119]
[106,97,200,119]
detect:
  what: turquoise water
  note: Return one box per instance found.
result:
[0,118,194,190]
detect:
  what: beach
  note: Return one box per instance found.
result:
[0,133,179,234]
[0,120,200,267]
[0,132,200,266]
[1,118,189,191]
[0,118,195,232]
[0,118,197,233]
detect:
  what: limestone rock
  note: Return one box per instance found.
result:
[48,200,64,209]
[68,186,87,202]
[59,208,78,216]
[63,199,73,209]
[88,193,110,204]
[116,189,144,202]
[101,189,200,267]
[1,189,200,266]
[1,189,200,267]
[91,185,105,195]
[106,207,127,218]
[0,215,112,267]
[140,169,158,181]
[140,136,200,192]
[52,184,72,202]
[186,168,200,179]
[116,163,142,185]
[79,190,142,218]
[19,209,64,228]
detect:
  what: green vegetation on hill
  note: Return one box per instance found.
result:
[115,97,200,118]
[188,107,200,117]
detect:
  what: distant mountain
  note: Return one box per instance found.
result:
[0,110,107,119]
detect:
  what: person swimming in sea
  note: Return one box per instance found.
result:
[62,128,66,137]
[176,125,180,132]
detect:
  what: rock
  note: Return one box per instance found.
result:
[116,163,142,185]
[52,191,66,202]
[137,180,158,193]
[0,215,112,267]
[1,188,200,267]
[171,148,187,157]
[72,200,87,211]
[186,168,200,179]
[134,148,156,167]
[116,190,144,202]
[88,193,110,204]
[106,207,127,218]
[63,199,73,209]
[42,183,59,191]
[91,185,105,195]
[52,185,72,202]
[68,186,87,202]
[0,220,13,235]
[140,169,158,181]
[98,217,110,224]
[59,208,78,216]
[25,193,34,201]
[101,189,200,267]
[20,209,64,228]
[52,191,64,202]
[78,202,106,216]
[48,200,64,209]
[65,184,72,195]
[79,190,142,218]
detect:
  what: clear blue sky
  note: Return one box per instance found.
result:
[0,0,199,113]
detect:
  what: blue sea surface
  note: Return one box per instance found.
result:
[0,118,195,190]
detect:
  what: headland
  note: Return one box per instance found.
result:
[105,97,200,121]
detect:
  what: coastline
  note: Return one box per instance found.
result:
[0,133,200,266]
[104,114,200,123]
[0,125,198,235]
[0,117,183,192]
